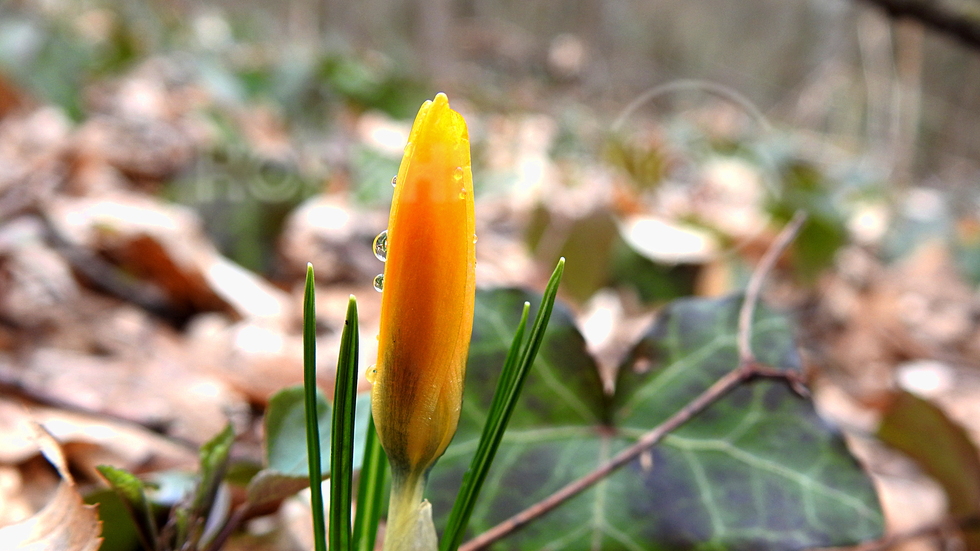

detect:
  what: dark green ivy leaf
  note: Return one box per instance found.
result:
[429,290,883,550]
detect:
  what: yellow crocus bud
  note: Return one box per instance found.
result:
[371,93,476,551]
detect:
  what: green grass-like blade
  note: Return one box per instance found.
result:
[303,264,327,551]
[440,257,566,551]
[353,413,388,551]
[329,296,359,551]
[489,301,530,418]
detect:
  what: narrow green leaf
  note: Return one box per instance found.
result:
[353,413,388,551]
[330,296,359,551]
[490,301,530,415]
[438,302,528,551]
[303,264,327,551]
[440,258,565,551]
[97,465,158,551]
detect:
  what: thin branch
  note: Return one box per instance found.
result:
[737,211,807,364]
[855,0,980,51]
[460,214,809,551]
[203,504,250,551]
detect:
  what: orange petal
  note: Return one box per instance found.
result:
[372,93,476,476]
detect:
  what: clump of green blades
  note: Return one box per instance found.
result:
[302,259,565,551]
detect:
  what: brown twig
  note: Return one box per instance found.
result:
[460,213,810,551]
[737,211,807,364]
[855,0,980,51]
[203,503,251,551]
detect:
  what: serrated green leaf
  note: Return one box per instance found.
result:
[429,292,883,550]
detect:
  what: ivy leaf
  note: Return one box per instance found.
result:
[429,290,884,550]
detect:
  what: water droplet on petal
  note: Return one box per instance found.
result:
[366,365,377,383]
[458,188,467,200]
[473,234,479,244]
[390,175,397,187]
[373,230,388,261]
[453,166,464,181]
[373,273,384,292]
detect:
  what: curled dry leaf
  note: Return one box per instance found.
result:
[0,423,102,550]
[46,191,291,324]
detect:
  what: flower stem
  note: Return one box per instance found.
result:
[383,470,438,551]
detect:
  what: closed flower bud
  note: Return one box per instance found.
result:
[370,93,476,551]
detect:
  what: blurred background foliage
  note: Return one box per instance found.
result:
[2,0,979,287]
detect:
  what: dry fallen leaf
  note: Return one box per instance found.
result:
[0,423,102,550]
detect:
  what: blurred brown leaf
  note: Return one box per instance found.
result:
[879,390,980,549]
[0,424,102,550]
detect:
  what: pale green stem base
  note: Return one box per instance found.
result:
[382,471,438,551]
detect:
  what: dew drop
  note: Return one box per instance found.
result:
[373,273,384,292]
[458,188,467,200]
[390,175,397,187]
[453,166,464,181]
[366,365,377,384]
[473,234,479,244]
[373,230,388,261]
